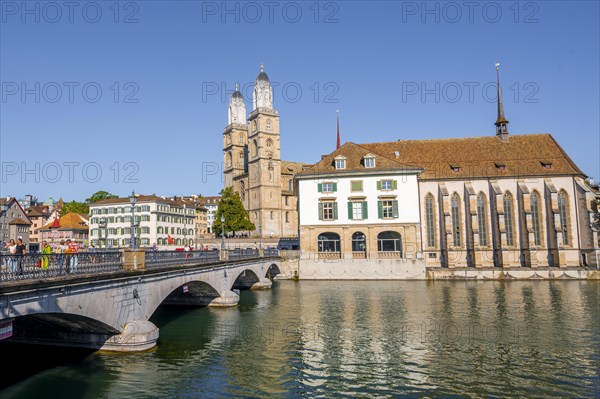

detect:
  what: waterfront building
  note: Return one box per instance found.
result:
[296,67,600,271]
[0,197,32,247]
[222,66,308,238]
[198,196,221,235]
[38,213,89,249]
[88,195,195,249]
[25,205,52,242]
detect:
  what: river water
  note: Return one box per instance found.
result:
[1,280,599,398]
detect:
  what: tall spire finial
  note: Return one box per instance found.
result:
[235,82,239,91]
[260,63,264,72]
[494,62,509,141]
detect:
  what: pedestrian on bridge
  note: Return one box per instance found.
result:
[15,238,26,275]
[41,241,52,270]
[3,239,16,273]
[57,240,67,274]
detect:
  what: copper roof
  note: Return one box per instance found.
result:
[40,213,88,230]
[300,134,584,180]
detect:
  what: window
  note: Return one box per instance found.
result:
[270,211,274,220]
[266,138,273,147]
[226,134,231,144]
[349,201,367,220]
[541,161,553,169]
[504,192,515,246]
[377,231,402,254]
[240,181,245,201]
[378,179,397,191]
[351,180,363,192]
[253,120,257,131]
[239,134,244,144]
[378,200,398,219]
[335,158,346,170]
[319,182,337,193]
[288,179,293,192]
[352,232,366,253]
[318,232,340,253]
[495,163,506,171]
[531,192,542,246]
[253,140,258,157]
[364,157,375,168]
[558,191,569,245]
[477,193,488,246]
[285,196,289,206]
[285,212,289,223]
[266,118,272,131]
[451,193,461,246]
[425,194,436,247]
[319,201,338,221]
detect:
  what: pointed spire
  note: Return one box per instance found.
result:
[336,110,341,149]
[494,63,509,141]
[260,63,264,72]
[235,82,239,91]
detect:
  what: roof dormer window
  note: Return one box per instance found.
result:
[364,154,376,168]
[541,161,553,170]
[334,156,346,170]
[450,164,461,172]
[495,163,506,171]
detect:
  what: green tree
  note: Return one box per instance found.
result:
[60,201,89,216]
[86,191,118,204]
[212,187,255,236]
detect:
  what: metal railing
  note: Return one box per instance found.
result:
[264,248,280,257]
[0,252,122,282]
[145,250,221,269]
[229,248,260,261]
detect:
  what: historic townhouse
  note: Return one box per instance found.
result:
[0,197,32,246]
[223,66,308,238]
[296,67,599,271]
[89,195,196,249]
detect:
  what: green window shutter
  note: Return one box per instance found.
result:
[392,180,398,190]
[377,181,382,190]
[333,202,338,220]
[392,200,399,218]
[362,201,368,219]
[318,202,324,220]
[332,182,337,192]
[378,201,383,219]
[348,202,353,220]
[318,183,323,193]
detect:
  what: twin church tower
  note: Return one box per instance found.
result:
[223,66,306,238]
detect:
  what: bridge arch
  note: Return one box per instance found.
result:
[266,263,281,279]
[157,280,222,309]
[231,269,260,290]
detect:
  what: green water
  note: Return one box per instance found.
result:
[1,280,599,398]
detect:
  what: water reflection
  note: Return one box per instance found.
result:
[0,280,598,398]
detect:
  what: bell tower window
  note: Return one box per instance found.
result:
[266,119,272,131]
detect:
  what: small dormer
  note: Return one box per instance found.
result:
[334,155,346,170]
[541,161,553,170]
[495,162,506,171]
[363,153,376,168]
[449,163,461,173]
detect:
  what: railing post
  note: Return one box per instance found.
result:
[220,248,229,262]
[122,248,146,271]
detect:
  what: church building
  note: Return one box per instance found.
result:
[223,66,306,238]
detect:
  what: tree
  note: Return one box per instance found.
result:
[86,191,118,204]
[212,187,255,236]
[60,201,89,216]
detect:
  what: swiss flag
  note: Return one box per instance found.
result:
[167,235,174,245]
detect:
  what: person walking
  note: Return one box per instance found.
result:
[41,241,52,270]
[151,243,158,261]
[3,239,16,273]
[68,239,79,273]
[14,238,26,275]
[57,240,66,274]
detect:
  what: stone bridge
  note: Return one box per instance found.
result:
[0,256,281,352]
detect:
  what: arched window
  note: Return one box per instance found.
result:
[377,231,402,255]
[270,211,274,220]
[352,231,366,253]
[226,134,231,144]
[451,193,461,246]
[266,118,272,131]
[227,152,232,167]
[240,181,245,201]
[252,120,257,131]
[477,193,488,246]
[318,232,340,253]
[558,190,570,245]
[425,194,436,247]
[253,139,258,157]
[504,192,515,246]
[266,138,273,147]
[285,211,289,223]
[239,152,244,165]
[531,191,542,246]
[239,134,244,144]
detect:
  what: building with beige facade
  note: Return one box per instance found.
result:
[296,67,600,274]
[223,66,308,238]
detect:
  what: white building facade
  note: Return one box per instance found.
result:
[89,195,196,249]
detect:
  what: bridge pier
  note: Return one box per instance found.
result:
[101,320,159,352]
[250,278,272,290]
[208,290,239,307]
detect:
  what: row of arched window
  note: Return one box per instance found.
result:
[424,190,570,249]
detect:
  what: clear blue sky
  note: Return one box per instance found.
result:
[1,1,599,201]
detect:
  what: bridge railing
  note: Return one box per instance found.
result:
[0,252,122,282]
[144,250,221,269]
[228,248,260,261]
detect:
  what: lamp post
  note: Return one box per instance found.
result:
[220,214,225,250]
[1,203,8,244]
[129,191,137,249]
